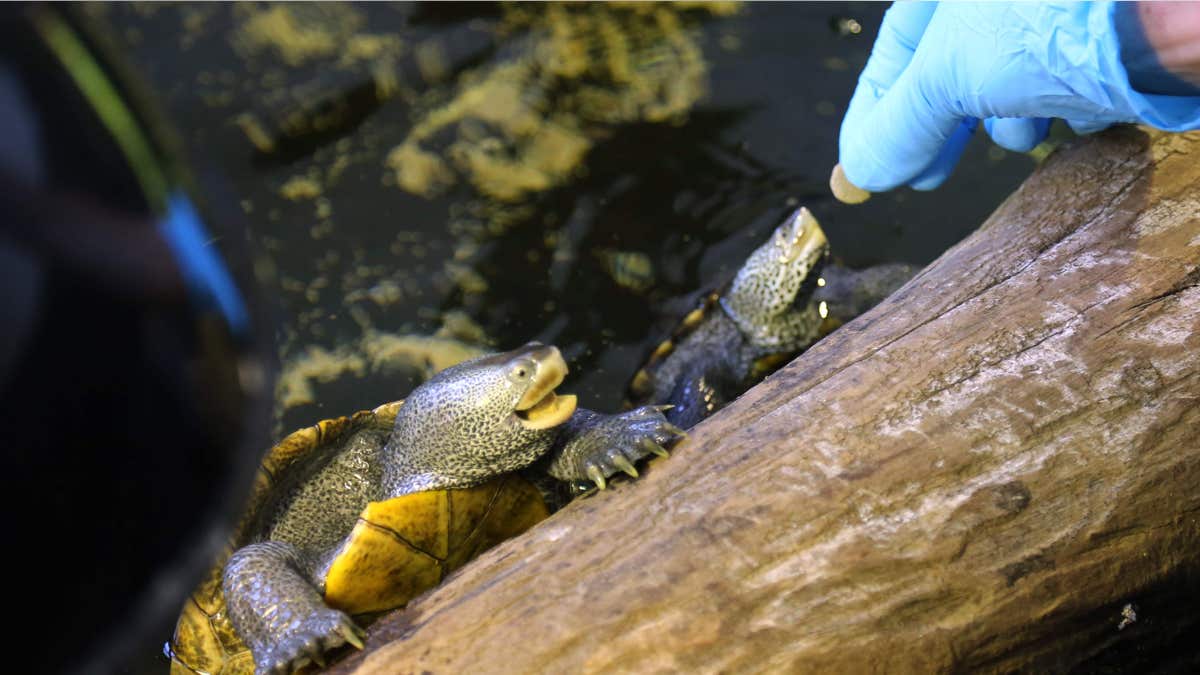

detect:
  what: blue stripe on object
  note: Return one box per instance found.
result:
[158,191,250,337]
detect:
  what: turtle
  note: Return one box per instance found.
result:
[627,206,918,428]
[168,344,683,675]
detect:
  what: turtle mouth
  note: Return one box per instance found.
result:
[515,390,578,430]
[514,346,577,430]
[775,207,828,264]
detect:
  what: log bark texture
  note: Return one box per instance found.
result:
[333,128,1200,674]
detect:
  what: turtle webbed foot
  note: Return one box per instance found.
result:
[224,541,368,675]
[547,406,686,490]
[256,611,365,675]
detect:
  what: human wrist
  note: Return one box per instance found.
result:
[1138,2,1200,86]
[1115,1,1200,96]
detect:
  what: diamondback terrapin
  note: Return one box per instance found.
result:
[628,206,917,428]
[169,344,682,675]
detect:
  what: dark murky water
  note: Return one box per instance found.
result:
[97,2,1035,429]
[88,3,1045,673]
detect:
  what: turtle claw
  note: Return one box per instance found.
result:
[553,404,684,489]
[291,635,327,670]
[255,609,363,674]
[662,422,687,439]
[639,437,670,458]
[653,404,675,412]
[337,621,366,650]
[587,465,607,490]
[613,456,639,478]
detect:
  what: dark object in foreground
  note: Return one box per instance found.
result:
[326,128,1200,673]
[1,6,273,673]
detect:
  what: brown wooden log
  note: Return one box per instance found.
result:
[332,127,1200,674]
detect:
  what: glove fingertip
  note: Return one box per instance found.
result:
[907,118,978,191]
[839,60,967,192]
[908,168,950,191]
[984,117,1050,153]
[838,135,903,193]
[1065,117,1114,135]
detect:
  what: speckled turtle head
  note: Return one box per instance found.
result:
[383,343,578,494]
[719,207,830,351]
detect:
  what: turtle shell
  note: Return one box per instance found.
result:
[626,290,721,406]
[168,401,549,675]
[626,285,844,409]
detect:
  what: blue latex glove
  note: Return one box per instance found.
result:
[839,2,1200,193]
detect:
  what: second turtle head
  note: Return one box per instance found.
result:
[720,207,830,349]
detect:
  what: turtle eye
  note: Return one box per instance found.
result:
[510,360,535,382]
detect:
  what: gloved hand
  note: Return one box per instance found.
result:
[837,2,1200,195]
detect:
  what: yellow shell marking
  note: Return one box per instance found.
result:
[650,340,674,361]
[325,475,548,614]
[629,369,653,399]
[627,291,721,408]
[679,306,706,330]
[324,491,450,614]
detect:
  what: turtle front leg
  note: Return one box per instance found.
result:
[546,406,686,491]
[224,541,365,675]
[659,361,740,429]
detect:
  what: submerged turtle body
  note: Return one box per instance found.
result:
[171,345,682,675]
[628,206,918,427]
